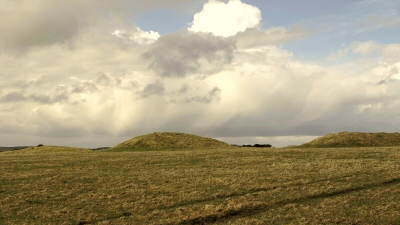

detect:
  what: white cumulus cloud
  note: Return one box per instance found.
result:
[112,27,160,45]
[189,0,261,37]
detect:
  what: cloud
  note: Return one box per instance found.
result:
[328,41,400,62]
[3,36,396,142]
[143,32,235,78]
[185,87,221,103]
[71,82,98,94]
[189,0,261,37]
[2,37,400,147]
[0,0,82,51]
[0,0,206,52]
[131,0,206,13]
[29,93,70,104]
[351,41,381,55]
[355,3,400,34]
[361,14,400,30]
[139,81,165,98]
[0,0,138,52]
[235,26,311,49]
[351,41,400,62]
[112,28,160,45]
[1,92,27,102]
[178,84,191,93]
[1,0,400,149]
[187,0,310,50]
[0,91,69,104]
[206,41,400,137]
[95,73,138,89]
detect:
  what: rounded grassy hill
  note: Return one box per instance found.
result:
[113,132,230,149]
[300,132,400,148]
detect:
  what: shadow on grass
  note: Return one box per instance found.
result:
[171,177,400,225]
[154,173,367,211]
[77,212,133,225]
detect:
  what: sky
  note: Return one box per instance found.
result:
[1,0,400,148]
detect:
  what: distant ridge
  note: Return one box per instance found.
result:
[1,145,92,154]
[114,132,230,149]
[0,146,31,152]
[300,132,400,147]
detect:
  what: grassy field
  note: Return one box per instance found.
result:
[0,146,399,224]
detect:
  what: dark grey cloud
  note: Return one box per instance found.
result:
[185,87,221,104]
[178,84,191,94]
[0,0,135,52]
[132,1,206,14]
[0,73,141,108]
[1,91,69,104]
[95,73,126,88]
[96,74,113,85]
[143,32,235,78]
[95,73,138,89]
[1,92,27,102]
[1,1,83,51]
[71,82,98,94]
[139,81,165,98]
[0,92,69,104]
[29,93,69,104]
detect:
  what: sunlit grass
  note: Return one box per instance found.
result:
[1,146,399,224]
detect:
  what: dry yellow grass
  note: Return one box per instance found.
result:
[0,146,399,224]
[1,145,92,155]
[301,131,400,147]
[113,132,231,149]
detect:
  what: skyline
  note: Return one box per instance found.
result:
[1,0,400,147]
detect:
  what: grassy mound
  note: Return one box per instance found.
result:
[300,132,400,147]
[2,145,92,154]
[113,132,230,149]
